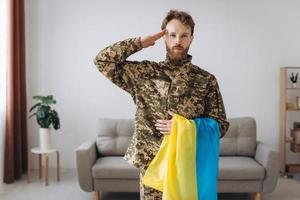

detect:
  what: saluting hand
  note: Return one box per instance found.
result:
[141,29,166,48]
[155,111,175,135]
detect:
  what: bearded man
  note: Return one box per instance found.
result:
[94,9,230,200]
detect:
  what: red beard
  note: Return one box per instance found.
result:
[166,44,189,61]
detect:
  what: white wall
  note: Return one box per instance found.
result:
[25,0,300,168]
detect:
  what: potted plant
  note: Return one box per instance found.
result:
[29,95,60,151]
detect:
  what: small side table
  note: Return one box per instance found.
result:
[27,147,60,186]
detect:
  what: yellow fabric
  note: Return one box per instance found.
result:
[142,114,198,200]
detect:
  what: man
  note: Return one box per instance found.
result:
[94,9,229,200]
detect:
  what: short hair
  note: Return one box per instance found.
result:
[161,9,195,36]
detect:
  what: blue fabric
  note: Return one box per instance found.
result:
[193,117,220,200]
[143,115,221,200]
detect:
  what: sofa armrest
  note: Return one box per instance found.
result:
[254,141,279,193]
[75,141,98,192]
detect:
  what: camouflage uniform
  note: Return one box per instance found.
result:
[94,37,230,200]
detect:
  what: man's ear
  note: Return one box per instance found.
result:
[189,35,194,45]
[163,29,168,40]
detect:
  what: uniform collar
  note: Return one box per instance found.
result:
[164,53,192,68]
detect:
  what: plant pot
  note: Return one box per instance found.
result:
[292,83,297,88]
[39,128,51,151]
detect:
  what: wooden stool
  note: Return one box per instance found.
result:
[27,148,60,186]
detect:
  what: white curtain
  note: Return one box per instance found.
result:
[0,0,8,193]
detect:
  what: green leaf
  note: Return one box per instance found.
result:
[29,95,60,130]
[28,113,36,119]
[29,102,41,112]
[50,109,60,130]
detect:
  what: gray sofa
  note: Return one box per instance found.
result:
[76,117,279,200]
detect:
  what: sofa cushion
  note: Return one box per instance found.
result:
[219,156,265,180]
[96,118,134,156]
[96,117,257,157]
[92,156,139,179]
[92,156,265,181]
[220,117,257,156]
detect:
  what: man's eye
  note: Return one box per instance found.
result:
[170,34,176,37]
[182,35,188,38]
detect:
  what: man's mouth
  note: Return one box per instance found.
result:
[173,46,184,50]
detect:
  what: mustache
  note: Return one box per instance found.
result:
[173,45,184,49]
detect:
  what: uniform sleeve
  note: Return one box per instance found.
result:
[93,37,152,95]
[204,75,230,138]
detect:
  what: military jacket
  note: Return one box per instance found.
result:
[94,37,230,170]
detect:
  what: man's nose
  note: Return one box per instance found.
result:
[175,36,182,44]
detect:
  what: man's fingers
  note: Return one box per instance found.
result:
[153,30,165,38]
[155,119,172,135]
[156,120,171,126]
[155,123,172,128]
[155,113,174,135]
[157,127,170,132]
[168,111,174,116]
[155,123,170,129]
[141,30,166,48]
[152,29,166,41]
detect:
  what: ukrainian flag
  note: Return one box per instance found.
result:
[142,114,220,200]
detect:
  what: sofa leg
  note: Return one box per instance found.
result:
[254,192,262,200]
[94,191,100,200]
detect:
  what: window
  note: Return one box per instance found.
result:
[0,0,8,191]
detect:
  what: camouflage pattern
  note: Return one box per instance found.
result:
[139,168,162,200]
[93,37,229,197]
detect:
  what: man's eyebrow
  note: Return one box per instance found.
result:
[168,31,190,35]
